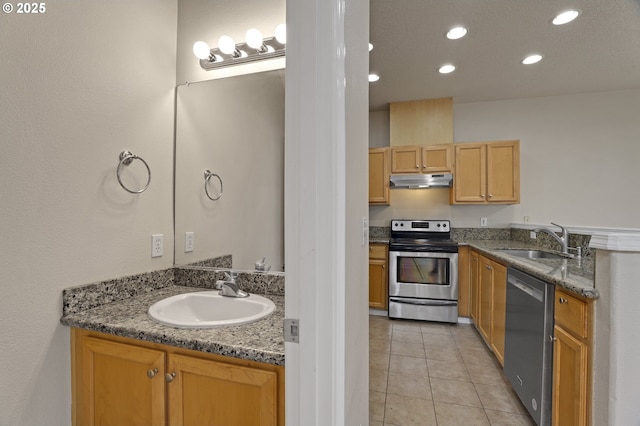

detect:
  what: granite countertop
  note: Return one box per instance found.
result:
[61,285,285,365]
[460,240,597,299]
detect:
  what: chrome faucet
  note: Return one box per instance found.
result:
[215,271,249,298]
[533,222,581,258]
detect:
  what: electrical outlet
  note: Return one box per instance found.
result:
[151,234,163,258]
[480,217,488,227]
[185,232,194,252]
[524,216,530,224]
[362,218,369,247]
[530,231,537,239]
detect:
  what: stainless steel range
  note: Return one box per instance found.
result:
[388,219,459,323]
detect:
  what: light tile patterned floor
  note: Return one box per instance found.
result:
[369,315,536,426]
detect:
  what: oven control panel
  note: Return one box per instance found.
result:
[391,220,450,232]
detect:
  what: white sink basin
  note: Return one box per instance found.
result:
[148,291,276,328]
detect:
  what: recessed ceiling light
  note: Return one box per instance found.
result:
[522,54,543,65]
[439,64,456,74]
[368,73,380,82]
[369,43,374,52]
[553,10,580,25]
[446,26,468,40]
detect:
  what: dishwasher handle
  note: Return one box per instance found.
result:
[508,277,544,302]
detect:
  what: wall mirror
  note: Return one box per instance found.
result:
[174,69,285,272]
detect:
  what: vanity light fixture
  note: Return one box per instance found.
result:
[552,10,580,25]
[446,26,468,40]
[194,24,286,71]
[439,64,456,74]
[522,54,543,65]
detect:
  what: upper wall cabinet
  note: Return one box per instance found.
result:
[391,144,453,174]
[452,140,520,204]
[389,98,453,147]
[369,148,390,205]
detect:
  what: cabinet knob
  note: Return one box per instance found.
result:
[549,335,557,342]
[485,265,492,271]
[488,194,493,198]
[165,372,176,383]
[147,368,158,378]
[559,297,568,304]
[382,265,385,269]
[415,164,419,169]
[422,164,426,168]
[481,194,485,198]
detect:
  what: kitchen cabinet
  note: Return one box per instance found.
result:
[389,98,453,146]
[451,140,520,205]
[390,144,453,174]
[369,148,390,205]
[552,289,592,426]
[369,243,388,309]
[476,255,506,365]
[457,246,470,317]
[469,250,480,323]
[72,328,284,426]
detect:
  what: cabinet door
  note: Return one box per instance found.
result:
[490,261,507,366]
[477,256,493,343]
[552,326,588,426]
[457,246,470,317]
[453,143,486,203]
[469,251,480,323]
[486,141,520,203]
[391,146,421,173]
[77,336,166,426]
[369,148,390,205]
[422,144,452,173]
[389,98,453,146]
[369,259,388,309]
[168,354,278,426]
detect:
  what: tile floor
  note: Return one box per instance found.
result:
[369,315,536,426]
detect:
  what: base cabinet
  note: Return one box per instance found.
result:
[552,289,591,426]
[369,243,388,309]
[72,328,284,426]
[475,254,506,366]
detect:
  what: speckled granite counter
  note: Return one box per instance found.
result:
[61,274,285,366]
[461,240,597,299]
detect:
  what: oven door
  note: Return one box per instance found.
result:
[389,251,458,300]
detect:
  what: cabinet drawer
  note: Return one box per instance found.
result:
[555,290,588,339]
[369,244,387,260]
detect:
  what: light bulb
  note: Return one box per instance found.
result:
[439,64,456,74]
[522,54,542,65]
[275,24,286,44]
[368,73,380,82]
[553,10,580,25]
[446,26,468,40]
[245,28,264,50]
[218,35,237,55]
[193,41,211,59]
[369,43,374,52]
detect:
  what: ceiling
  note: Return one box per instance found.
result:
[369,0,640,111]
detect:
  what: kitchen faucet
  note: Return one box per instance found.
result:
[215,271,249,298]
[533,222,581,258]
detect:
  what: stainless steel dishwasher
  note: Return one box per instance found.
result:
[504,267,554,426]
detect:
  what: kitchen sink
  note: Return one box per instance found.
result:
[148,291,275,328]
[498,249,569,260]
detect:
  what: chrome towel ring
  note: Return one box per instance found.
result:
[117,150,151,194]
[204,170,223,201]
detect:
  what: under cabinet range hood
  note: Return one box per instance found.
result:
[390,173,453,189]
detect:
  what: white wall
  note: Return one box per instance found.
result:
[175,71,285,270]
[0,1,177,424]
[370,89,640,230]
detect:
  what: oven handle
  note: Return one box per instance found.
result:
[389,297,457,307]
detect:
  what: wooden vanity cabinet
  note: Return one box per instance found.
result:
[72,328,284,426]
[452,140,520,205]
[369,148,390,205]
[552,289,592,426]
[475,255,506,365]
[369,243,388,309]
[391,144,453,174]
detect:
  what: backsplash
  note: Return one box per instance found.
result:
[451,228,511,241]
[62,268,175,315]
[184,254,232,268]
[370,226,391,239]
[174,267,284,296]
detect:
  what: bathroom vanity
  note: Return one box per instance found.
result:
[61,272,285,426]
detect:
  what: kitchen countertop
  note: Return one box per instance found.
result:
[460,240,597,299]
[60,285,285,365]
